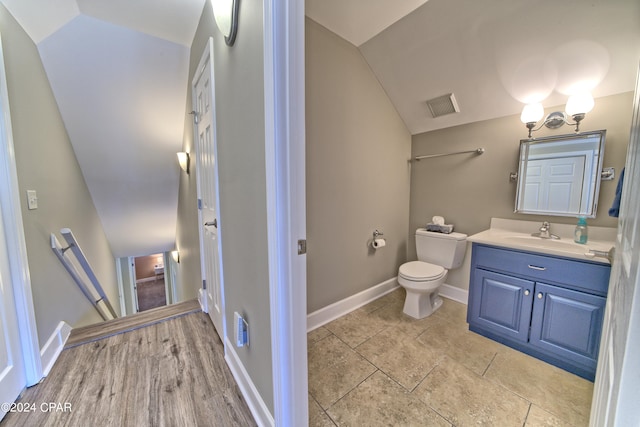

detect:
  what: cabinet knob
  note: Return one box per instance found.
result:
[537,293,543,299]
[524,290,530,296]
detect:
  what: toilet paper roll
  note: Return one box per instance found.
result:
[372,238,386,249]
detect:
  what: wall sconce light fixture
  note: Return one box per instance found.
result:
[177,152,190,174]
[520,93,595,139]
[171,250,180,263]
[211,0,240,46]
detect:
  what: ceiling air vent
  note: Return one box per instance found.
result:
[426,93,460,118]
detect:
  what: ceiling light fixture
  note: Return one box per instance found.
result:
[177,152,190,174]
[211,0,240,46]
[520,93,595,139]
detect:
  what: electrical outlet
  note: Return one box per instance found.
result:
[26,190,38,210]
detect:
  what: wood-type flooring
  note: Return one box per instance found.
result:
[65,299,201,348]
[3,309,256,426]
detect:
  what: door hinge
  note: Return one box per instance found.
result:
[297,239,307,255]
[198,198,203,210]
[203,279,207,290]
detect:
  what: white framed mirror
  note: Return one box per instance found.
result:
[515,130,606,218]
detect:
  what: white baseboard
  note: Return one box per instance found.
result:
[306,279,469,333]
[198,288,207,312]
[439,283,469,305]
[307,277,399,332]
[40,321,72,377]
[225,338,275,427]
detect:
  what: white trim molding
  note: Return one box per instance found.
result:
[198,288,208,313]
[0,33,43,385]
[307,279,470,332]
[40,321,71,377]
[439,283,469,305]
[225,338,274,427]
[264,0,308,425]
[307,278,399,332]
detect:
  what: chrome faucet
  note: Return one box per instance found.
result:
[531,221,560,239]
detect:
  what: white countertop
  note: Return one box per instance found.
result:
[468,218,616,264]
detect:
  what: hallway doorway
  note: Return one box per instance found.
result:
[134,254,167,312]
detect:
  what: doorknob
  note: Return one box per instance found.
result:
[204,219,217,228]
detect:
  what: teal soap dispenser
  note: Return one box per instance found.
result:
[574,216,588,244]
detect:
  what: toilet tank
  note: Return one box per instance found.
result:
[415,229,467,269]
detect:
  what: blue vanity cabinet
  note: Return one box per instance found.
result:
[469,269,534,343]
[467,243,610,380]
[529,283,605,370]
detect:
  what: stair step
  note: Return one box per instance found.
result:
[65,299,201,348]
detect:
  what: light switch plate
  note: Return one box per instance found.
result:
[26,190,38,210]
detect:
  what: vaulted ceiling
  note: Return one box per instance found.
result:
[0,0,205,258]
[1,0,638,258]
[307,0,640,134]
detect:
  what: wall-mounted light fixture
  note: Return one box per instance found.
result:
[211,0,239,46]
[520,93,595,139]
[171,250,180,263]
[177,152,190,174]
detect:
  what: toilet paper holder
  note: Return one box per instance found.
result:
[372,230,386,249]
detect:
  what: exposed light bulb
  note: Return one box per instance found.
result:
[211,0,233,37]
[566,93,594,116]
[520,103,544,124]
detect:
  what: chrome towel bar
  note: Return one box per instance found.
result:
[414,147,485,161]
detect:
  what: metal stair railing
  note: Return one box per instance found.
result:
[51,228,117,321]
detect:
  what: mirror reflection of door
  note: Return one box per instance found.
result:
[523,155,587,213]
[133,253,167,312]
[516,131,606,217]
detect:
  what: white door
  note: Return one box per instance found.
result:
[590,67,640,425]
[193,38,224,338]
[0,202,26,421]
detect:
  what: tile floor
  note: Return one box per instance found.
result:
[308,288,594,426]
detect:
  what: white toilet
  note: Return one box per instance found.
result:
[398,229,467,319]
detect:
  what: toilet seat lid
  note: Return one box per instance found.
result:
[399,261,445,281]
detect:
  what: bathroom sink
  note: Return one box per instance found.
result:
[502,235,586,253]
[468,219,615,264]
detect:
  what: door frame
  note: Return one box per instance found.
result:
[0,33,42,386]
[193,37,226,337]
[263,0,308,425]
[590,65,640,424]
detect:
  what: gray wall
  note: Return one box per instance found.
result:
[175,32,203,302]
[305,19,412,313]
[0,4,120,344]
[410,91,633,290]
[176,0,275,413]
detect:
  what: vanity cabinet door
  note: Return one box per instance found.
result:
[469,269,534,343]
[530,282,605,370]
